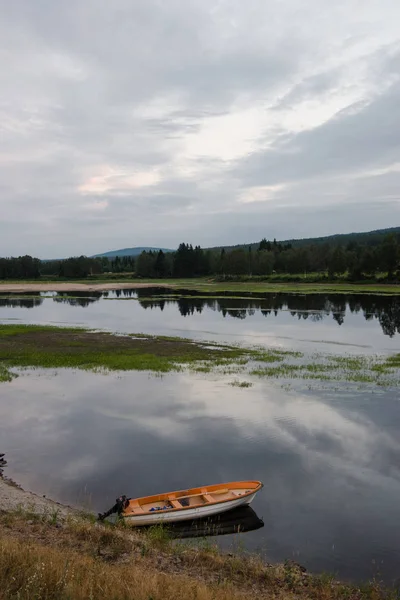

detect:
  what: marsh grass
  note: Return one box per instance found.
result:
[1,325,399,387]
[250,353,400,387]
[0,325,250,376]
[0,325,306,380]
[229,380,253,388]
[0,364,15,382]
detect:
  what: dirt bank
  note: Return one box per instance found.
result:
[0,476,76,517]
[1,477,393,600]
[0,476,394,599]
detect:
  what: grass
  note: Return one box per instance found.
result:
[384,354,400,369]
[0,364,15,383]
[0,507,398,600]
[0,276,399,294]
[229,380,253,388]
[250,353,400,386]
[0,325,399,387]
[0,324,309,381]
[251,364,302,377]
[0,324,251,375]
[151,278,400,296]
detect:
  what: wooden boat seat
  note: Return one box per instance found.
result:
[129,501,145,514]
[202,494,215,503]
[128,486,247,515]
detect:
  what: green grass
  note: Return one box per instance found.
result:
[229,379,253,388]
[250,353,400,386]
[0,325,254,376]
[1,324,399,387]
[1,276,399,294]
[251,364,302,377]
[384,353,400,368]
[154,278,400,295]
[0,364,15,382]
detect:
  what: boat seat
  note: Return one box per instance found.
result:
[129,501,145,513]
[170,500,182,509]
[202,494,215,503]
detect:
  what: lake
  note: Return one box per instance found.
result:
[1,289,400,584]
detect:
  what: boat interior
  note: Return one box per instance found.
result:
[124,481,261,516]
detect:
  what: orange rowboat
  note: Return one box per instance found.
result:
[121,480,263,526]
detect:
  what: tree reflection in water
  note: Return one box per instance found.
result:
[1,289,399,337]
[136,289,400,338]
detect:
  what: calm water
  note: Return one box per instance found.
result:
[1,289,400,354]
[1,289,400,584]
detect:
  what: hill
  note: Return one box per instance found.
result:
[46,227,400,262]
[92,246,174,258]
[208,226,400,252]
[283,226,400,248]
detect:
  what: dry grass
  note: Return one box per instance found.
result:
[0,510,398,600]
[0,535,247,600]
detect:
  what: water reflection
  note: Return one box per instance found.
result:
[53,292,102,307]
[1,289,400,344]
[0,297,43,309]
[162,506,264,539]
[1,369,400,584]
[135,290,400,337]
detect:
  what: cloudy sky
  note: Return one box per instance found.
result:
[1,0,400,258]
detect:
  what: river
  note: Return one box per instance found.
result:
[1,289,399,584]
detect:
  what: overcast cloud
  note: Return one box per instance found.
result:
[1,0,400,257]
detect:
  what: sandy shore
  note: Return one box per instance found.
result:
[0,282,171,293]
[0,476,77,517]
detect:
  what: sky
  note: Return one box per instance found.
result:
[1,0,400,258]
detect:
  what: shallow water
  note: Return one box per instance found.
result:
[1,289,400,354]
[1,289,400,584]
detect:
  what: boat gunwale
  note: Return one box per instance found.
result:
[122,480,263,519]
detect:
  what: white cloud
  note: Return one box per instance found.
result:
[1,0,400,257]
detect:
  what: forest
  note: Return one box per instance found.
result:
[0,232,399,281]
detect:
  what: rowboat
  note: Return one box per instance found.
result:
[121,480,263,526]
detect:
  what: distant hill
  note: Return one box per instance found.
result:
[208,226,400,252]
[92,247,174,258]
[282,226,400,248]
[43,227,400,262]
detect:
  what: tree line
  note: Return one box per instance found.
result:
[0,232,399,280]
[135,235,400,280]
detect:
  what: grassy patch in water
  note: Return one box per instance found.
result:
[1,324,399,387]
[0,364,16,382]
[250,353,400,386]
[229,380,253,388]
[384,353,400,369]
[251,364,302,377]
[0,324,252,376]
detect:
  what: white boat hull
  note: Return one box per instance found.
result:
[124,492,257,526]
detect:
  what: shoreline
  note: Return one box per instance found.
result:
[0,278,399,295]
[0,475,395,599]
[0,282,171,293]
[0,475,77,517]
